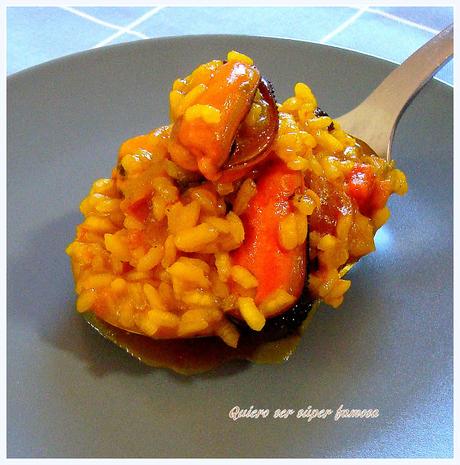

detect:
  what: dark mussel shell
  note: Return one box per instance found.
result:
[228,291,314,343]
[221,77,279,171]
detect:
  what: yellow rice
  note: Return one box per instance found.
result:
[66,50,408,347]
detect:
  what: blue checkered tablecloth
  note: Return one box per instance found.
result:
[7,6,453,85]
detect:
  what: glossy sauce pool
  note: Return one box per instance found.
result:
[83,300,320,375]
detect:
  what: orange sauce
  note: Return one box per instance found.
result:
[83,300,320,375]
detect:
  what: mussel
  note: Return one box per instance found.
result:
[169,61,313,341]
[169,61,279,183]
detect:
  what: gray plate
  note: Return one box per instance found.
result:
[7,35,452,458]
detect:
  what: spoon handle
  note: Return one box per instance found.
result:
[336,24,453,160]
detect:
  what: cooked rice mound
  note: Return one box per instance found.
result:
[66,51,407,348]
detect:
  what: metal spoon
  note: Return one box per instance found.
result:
[336,24,453,161]
[88,30,453,341]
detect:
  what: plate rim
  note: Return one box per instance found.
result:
[7,33,453,90]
